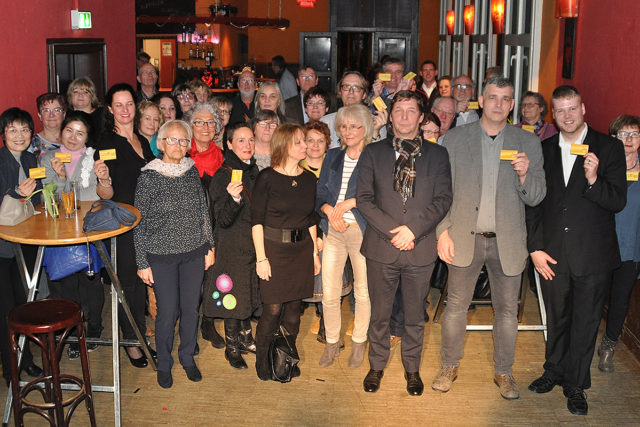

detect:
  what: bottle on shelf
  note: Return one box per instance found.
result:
[189,42,193,59]
[195,42,200,59]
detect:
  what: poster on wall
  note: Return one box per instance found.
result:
[162,42,172,56]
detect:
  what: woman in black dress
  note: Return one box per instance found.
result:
[203,123,260,370]
[251,123,321,380]
[95,83,156,368]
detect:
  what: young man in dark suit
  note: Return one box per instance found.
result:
[357,90,452,396]
[526,85,627,416]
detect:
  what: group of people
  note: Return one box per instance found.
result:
[0,56,638,419]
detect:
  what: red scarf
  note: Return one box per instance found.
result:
[188,140,223,178]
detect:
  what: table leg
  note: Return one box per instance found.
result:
[95,241,156,370]
[110,238,121,427]
[2,244,44,425]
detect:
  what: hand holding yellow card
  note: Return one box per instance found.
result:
[403,72,416,80]
[29,167,46,179]
[55,152,72,163]
[378,73,391,82]
[627,171,639,182]
[99,149,117,161]
[570,144,589,156]
[468,101,479,110]
[372,96,387,112]
[231,170,243,183]
[500,150,518,161]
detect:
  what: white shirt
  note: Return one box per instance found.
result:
[558,124,589,185]
[422,81,437,98]
[337,154,358,223]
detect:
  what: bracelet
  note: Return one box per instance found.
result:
[257,258,268,264]
[98,177,112,188]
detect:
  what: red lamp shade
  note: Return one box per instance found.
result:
[297,0,315,7]
[491,0,506,34]
[464,5,475,35]
[556,0,579,18]
[446,10,455,35]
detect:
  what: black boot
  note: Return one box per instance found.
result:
[201,316,225,349]
[238,318,257,354]
[224,319,248,370]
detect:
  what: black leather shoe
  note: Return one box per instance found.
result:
[564,387,588,415]
[405,371,424,396]
[202,318,225,349]
[184,364,202,382]
[22,362,44,378]
[528,374,557,393]
[126,349,148,368]
[157,370,173,389]
[363,369,384,393]
[225,346,248,370]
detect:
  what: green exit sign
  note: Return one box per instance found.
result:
[71,10,92,30]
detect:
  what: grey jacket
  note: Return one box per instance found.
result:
[435,120,546,276]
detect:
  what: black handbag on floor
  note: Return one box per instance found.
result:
[269,325,299,383]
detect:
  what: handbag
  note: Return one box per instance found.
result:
[268,325,300,383]
[429,258,449,290]
[473,265,491,300]
[0,194,34,226]
[83,199,137,232]
[43,241,108,280]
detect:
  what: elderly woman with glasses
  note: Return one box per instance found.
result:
[250,109,279,171]
[515,91,558,140]
[595,115,640,373]
[31,92,67,163]
[254,81,287,124]
[304,87,330,124]
[173,83,197,116]
[135,119,215,388]
[185,103,224,188]
[316,105,371,369]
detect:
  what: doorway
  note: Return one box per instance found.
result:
[142,38,176,91]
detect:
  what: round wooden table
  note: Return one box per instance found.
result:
[0,201,147,427]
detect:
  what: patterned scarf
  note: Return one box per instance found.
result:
[392,135,423,202]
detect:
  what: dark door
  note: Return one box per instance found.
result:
[47,39,107,100]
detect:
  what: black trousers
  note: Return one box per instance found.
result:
[540,264,611,389]
[605,260,640,341]
[0,255,34,382]
[366,254,433,372]
[116,231,146,341]
[48,272,104,337]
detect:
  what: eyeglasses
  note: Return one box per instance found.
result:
[177,94,195,101]
[257,121,278,129]
[453,84,474,90]
[616,131,640,139]
[217,109,230,115]
[339,124,363,132]
[340,84,364,93]
[6,127,30,136]
[299,75,315,81]
[193,120,216,128]
[239,78,256,84]
[161,137,189,147]
[41,107,64,115]
[305,101,326,107]
[521,102,540,109]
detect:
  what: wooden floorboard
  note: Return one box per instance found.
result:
[3,286,640,426]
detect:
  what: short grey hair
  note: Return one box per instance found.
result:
[482,76,514,96]
[335,104,374,147]
[157,119,193,150]
[184,102,223,142]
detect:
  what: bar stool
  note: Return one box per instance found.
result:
[8,298,97,426]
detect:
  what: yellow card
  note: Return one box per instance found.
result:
[403,72,416,80]
[372,96,387,112]
[99,149,117,161]
[29,167,46,179]
[55,152,71,163]
[570,144,589,156]
[231,169,243,183]
[627,171,639,182]
[427,138,438,144]
[468,101,479,110]
[521,125,535,133]
[378,73,391,82]
[500,150,518,161]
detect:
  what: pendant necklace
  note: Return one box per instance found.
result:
[282,165,299,187]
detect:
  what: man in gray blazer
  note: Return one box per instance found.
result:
[431,77,546,399]
[357,91,452,396]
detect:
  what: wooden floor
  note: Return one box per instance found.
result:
[3,286,640,426]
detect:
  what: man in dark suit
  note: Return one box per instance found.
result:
[357,90,452,396]
[228,67,256,126]
[285,66,318,124]
[416,60,440,111]
[526,85,627,416]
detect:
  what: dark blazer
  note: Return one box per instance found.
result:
[315,147,366,235]
[285,93,304,125]
[228,94,254,126]
[357,138,452,266]
[526,126,627,275]
[416,85,440,111]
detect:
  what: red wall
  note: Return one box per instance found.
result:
[0,1,136,131]
[556,1,640,133]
